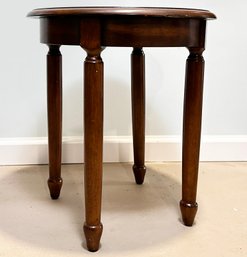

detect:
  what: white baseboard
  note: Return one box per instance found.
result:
[0,135,247,165]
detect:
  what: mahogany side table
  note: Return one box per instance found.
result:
[28,7,216,252]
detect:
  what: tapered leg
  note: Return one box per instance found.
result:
[180,47,205,226]
[131,48,146,184]
[83,50,104,252]
[47,45,63,200]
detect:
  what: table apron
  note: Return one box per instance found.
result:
[40,17,206,48]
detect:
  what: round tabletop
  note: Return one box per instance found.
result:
[28,7,216,19]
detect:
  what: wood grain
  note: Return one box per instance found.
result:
[28,6,216,251]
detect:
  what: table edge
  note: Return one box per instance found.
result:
[27,7,216,19]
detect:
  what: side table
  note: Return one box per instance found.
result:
[28,7,216,252]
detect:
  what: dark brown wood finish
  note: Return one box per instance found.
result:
[28,7,216,19]
[131,48,146,184]
[81,18,104,252]
[47,45,63,200]
[28,7,216,252]
[180,46,205,226]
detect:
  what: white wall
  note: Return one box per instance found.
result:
[0,1,247,163]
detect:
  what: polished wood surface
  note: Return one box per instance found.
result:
[131,48,146,184]
[28,7,216,19]
[28,6,216,252]
[180,47,205,225]
[47,45,63,200]
[81,18,104,252]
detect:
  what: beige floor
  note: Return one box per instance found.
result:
[0,162,246,257]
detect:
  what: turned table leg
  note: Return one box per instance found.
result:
[47,45,63,200]
[180,47,205,226]
[83,49,104,252]
[131,47,146,184]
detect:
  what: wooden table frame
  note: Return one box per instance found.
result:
[28,7,216,252]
